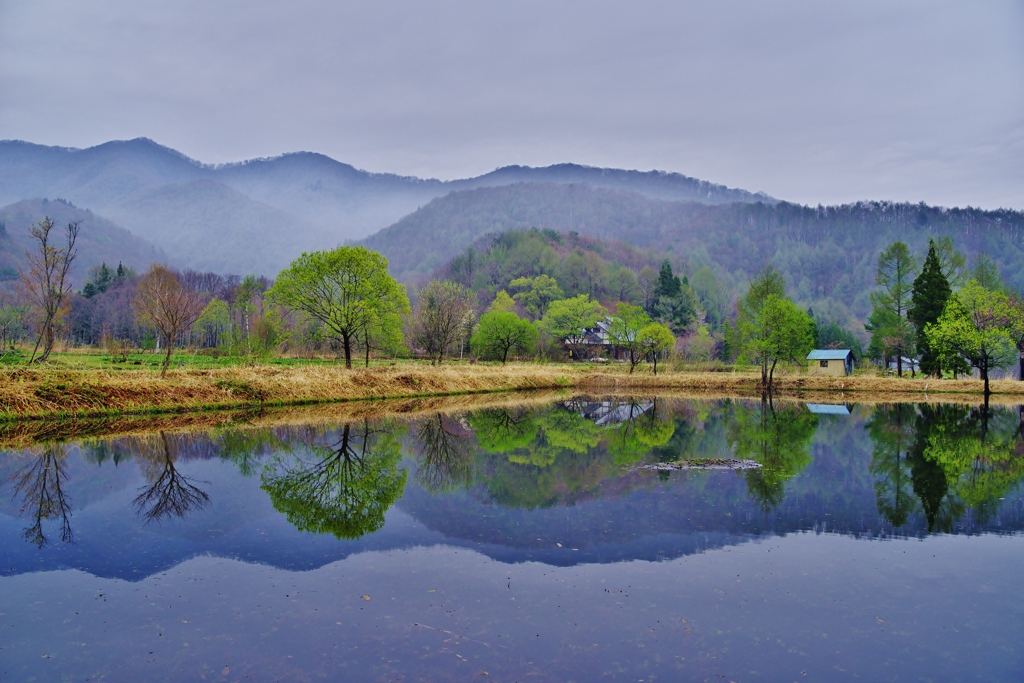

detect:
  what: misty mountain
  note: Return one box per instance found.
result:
[0,138,771,275]
[0,198,165,284]
[362,182,1024,327]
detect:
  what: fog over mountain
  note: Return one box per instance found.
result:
[0,138,769,275]
[0,198,165,284]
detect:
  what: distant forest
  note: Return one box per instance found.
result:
[366,182,1024,332]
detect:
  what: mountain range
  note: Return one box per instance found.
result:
[0,138,769,276]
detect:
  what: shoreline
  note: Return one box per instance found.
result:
[2,363,1022,423]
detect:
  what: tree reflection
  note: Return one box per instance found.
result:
[130,432,211,523]
[261,420,406,539]
[726,401,818,512]
[605,399,675,466]
[414,413,473,493]
[469,408,538,454]
[867,404,918,527]
[11,444,73,547]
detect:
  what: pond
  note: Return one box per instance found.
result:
[1,397,1022,681]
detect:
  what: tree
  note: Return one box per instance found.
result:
[488,290,517,314]
[414,280,475,364]
[637,322,675,375]
[538,295,606,360]
[268,246,409,369]
[471,311,538,363]
[606,303,652,373]
[414,413,474,493]
[734,266,812,389]
[132,264,206,377]
[741,295,815,389]
[909,239,952,377]
[131,432,210,523]
[636,265,659,314]
[933,236,967,289]
[652,261,698,332]
[971,253,1004,292]
[926,281,1024,396]
[17,217,79,363]
[510,274,563,319]
[869,242,917,377]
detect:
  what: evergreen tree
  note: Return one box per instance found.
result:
[655,261,681,299]
[909,239,952,377]
[868,242,917,377]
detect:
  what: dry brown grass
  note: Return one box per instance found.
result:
[1,362,1022,422]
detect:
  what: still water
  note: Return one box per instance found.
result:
[1,397,1022,681]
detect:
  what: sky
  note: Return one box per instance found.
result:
[1,0,1022,209]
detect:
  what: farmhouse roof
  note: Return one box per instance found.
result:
[806,349,852,361]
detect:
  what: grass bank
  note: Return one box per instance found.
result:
[2,361,1023,422]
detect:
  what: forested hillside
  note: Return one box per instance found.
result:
[0,198,164,285]
[0,139,769,275]
[365,182,1024,328]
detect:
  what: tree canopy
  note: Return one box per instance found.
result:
[267,246,408,368]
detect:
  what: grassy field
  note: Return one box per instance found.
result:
[1,348,1023,421]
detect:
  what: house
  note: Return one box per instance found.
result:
[887,356,920,374]
[806,349,853,376]
[566,318,626,360]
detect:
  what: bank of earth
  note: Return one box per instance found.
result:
[2,363,1021,421]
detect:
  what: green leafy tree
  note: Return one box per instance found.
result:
[268,246,409,369]
[261,420,407,539]
[926,281,1024,395]
[510,274,564,319]
[971,253,1004,292]
[869,242,917,376]
[738,294,814,389]
[488,290,517,314]
[539,295,606,360]
[606,303,652,372]
[471,311,539,363]
[637,322,676,375]
[909,240,952,377]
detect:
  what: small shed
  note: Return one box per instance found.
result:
[807,349,853,376]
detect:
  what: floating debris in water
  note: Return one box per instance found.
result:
[637,459,762,471]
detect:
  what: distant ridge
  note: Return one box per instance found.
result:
[0,138,773,274]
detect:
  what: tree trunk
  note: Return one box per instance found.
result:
[982,363,990,397]
[365,330,370,369]
[652,354,658,376]
[342,333,352,369]
[897,353,903,378]
[160,328,175,378]
[768,358,779,390]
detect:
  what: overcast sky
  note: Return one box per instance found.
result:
[1,1,1022,208]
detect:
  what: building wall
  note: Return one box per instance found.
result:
[809,359,848,376]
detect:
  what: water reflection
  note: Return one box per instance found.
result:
[130,433,211,523]
[2,398,1024,565]
[260,419,407,539]
[10,444,73,547]
[868,403,1024,532]
[726,400,818,511]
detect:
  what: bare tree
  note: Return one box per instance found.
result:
[133,264,206,377]
[17,217,79,362]
[414,280,475,364]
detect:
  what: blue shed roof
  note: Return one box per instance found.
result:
[806,403,851,415]
[807,349,852,361]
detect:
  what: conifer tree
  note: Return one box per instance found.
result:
[909,239,952,377]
